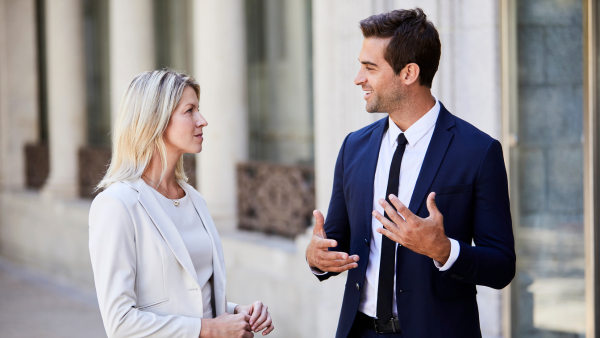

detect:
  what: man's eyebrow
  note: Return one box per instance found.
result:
[359,59,378,67]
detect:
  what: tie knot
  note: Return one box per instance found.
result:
[397,133,408,146]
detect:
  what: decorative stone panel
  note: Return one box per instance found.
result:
[237,162,315,238]
[25,144,49,189]
[79,146,111,199]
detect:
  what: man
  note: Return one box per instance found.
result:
[305,8,515,338]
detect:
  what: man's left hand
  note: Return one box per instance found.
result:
[373,192,451,265]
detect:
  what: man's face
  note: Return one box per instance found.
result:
[354,37,405,113]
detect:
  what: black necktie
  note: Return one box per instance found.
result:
[376,133,408,324]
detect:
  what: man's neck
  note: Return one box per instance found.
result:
[388,93,436,132]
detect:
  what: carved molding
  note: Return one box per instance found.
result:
[25,144,49,189]
[238,162,315,238]
[79,146,112,199]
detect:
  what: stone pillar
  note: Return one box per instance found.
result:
[41,0,86,198]
[108,0,155,125]
[312,0,387,213]
[0,0,40,191]
[193,0,248,232]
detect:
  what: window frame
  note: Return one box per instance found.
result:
[501,0,598,337]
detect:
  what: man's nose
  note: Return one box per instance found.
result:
[354,70,366,86]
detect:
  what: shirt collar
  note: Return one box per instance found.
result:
[387,97,440,148]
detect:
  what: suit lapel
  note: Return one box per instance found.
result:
[136,179,200,286]
[363,118,388,233]
[183,183,227,316]
[408,103,456,214]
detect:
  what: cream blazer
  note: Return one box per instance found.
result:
[89,178,237,338]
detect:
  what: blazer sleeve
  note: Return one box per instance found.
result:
[227,301,238,314]
[314,133,353,282]
[89,192,201,338]
[441,139,516,289]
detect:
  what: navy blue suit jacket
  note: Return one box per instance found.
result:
[317,103,515,338]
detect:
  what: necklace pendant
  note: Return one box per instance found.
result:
[173,200,180,206]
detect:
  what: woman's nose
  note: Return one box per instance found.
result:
[196,113,208,128]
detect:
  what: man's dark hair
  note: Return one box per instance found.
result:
[359,8,441,88]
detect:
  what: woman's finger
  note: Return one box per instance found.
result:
[254,309,271,332]
[263,323,275,335]
[249,301,262,326]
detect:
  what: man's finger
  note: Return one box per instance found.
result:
[312,210,326,237]
[426,192,440,218]
[318,254,359,268]
[372,210,403,237]
[388,194,415,221]
[317,249,349,261]
[315,236,337,249]
[327,262,360,273]
[377,227,403,245]
[378,199,406,225]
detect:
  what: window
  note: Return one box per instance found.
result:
[510,1,586,337]
[245,0,314,165]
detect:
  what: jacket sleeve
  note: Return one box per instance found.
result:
[89,192,201,338]
[227,302,238,314]
[441,139,516,289]
[314,133,353,282]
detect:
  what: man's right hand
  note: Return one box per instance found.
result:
[200,313,254,338]
[306,210,359,273]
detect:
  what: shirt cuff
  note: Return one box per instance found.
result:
[306,257,328,276]
[434,238,460,271]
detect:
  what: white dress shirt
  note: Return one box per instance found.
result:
[357,98,460,318]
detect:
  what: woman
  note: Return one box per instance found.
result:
[89,70,274,338]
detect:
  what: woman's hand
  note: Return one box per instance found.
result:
[200,313,253,338]
[234,301,275,335]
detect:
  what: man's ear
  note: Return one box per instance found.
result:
[402,63,420,86]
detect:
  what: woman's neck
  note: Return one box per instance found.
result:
[142,150,182,196]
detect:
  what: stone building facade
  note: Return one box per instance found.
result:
[1,0,598,337]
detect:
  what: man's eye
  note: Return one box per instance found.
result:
[366,67,373,71]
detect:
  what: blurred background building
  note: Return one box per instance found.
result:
[0,0,598,337]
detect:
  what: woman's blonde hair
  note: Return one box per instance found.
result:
[97,69,200,190]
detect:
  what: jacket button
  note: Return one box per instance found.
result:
[356,283,360,291]
[364,239,369,245]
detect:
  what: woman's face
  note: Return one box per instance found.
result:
[163,86,207,155]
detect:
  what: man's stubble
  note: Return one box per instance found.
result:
[365,82,406,115]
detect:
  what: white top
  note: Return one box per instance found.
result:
[148,184,214,318]
[358,98,460,318]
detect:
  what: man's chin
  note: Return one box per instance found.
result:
[365,105,381,113]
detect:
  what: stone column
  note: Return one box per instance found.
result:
[193,0,248,232]
[312,0,387,213]
[108,0,155,125]
[0,0,40,191]
[41,0,86,198]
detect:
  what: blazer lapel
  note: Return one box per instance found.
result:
[363,118,388,233]
[135,179,200,286]
[183,183,227,316]
[408,103,456,215]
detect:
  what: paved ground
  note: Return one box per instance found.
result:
[0,259,106,338]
